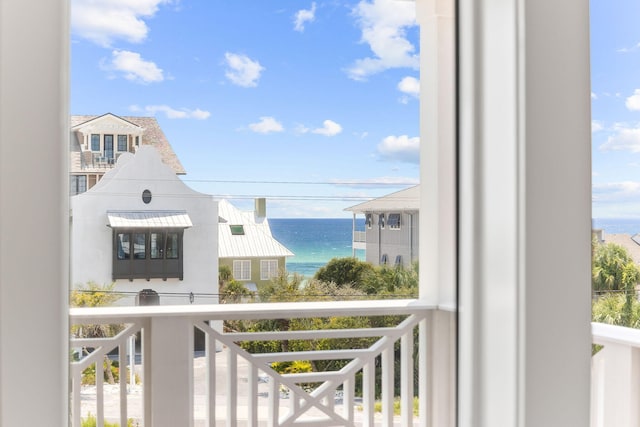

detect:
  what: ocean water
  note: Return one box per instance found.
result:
[269,218,365,278]
[593,218,640,235]
[269,218,640,278]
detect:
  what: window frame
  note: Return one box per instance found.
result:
[260,259,278,280]
[230,225,245,235]
[117,134,128,152]
[388,213,401,230]
[90,134,100,152]
[0,1,593,425]
[70,175,87,195]
[112,228,184,281]
[233,259,251,281]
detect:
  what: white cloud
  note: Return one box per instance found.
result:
[593,181,640,204]
[377,135,419,163]
[600,126,640,152]
[293,3,317,32]
[591,92,598,100]
[398,76,420,97]
[109,50,164,84]
[346,0,419,81]
[71,0,177,47]
[626,89,640,111]
[133,105,210,120]
[249,117,284,134]
[592,120,604,133]
[224,53,264,88]
[294,124,311,135]
[312,120,343,136]
[617,43,640,54]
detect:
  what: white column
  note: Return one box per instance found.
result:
[149,316,194,427]
[0,1,69,426]
[417,1,457,425]
[457,0,592,426]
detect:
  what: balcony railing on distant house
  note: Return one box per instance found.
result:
[70,299,433,427]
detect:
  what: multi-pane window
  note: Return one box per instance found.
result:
[381,254,388,265]
[150,232,164,259]
[260,259,278,280]
[70,175,87,195]
[379,214,385,229]
[90,134,100,151]
[366,213,373,229]
[117,134,128,152]
[133,233,146,259]
[116,233,130,260]
[104,135,114,160]
[166,232,179,259]
[113,229,184,280]
[233,260,251,281]
[388,213,401,230]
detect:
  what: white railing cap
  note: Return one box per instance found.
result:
[70,298,435,322]
[592,322,640,347]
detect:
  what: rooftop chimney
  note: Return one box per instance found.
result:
[255,198,266,218]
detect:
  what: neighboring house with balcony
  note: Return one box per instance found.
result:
[70,145,218,305]
[218,198,293,290]
[345,185,419,268]
[70,113,185,195]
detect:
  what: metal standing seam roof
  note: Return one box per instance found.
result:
[107,211,193,228]
[217,200,294,258]
[344,185,420,213]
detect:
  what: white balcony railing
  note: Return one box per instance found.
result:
[70,299,433,427]
[353,231,366,244]
[591,322,640,427]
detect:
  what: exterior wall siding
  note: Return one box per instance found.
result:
[219,256,286,291]
[364,212,419,267]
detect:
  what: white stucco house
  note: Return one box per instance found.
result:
[70,145,218,305]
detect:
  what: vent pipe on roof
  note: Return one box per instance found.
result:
[255,198,266,218]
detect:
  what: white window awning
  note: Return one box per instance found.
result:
[107,211,193,228]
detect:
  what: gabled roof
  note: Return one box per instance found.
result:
[344,185,420,213]
[603,233,640,265]
[217,199,294,259]
[70,113,186,174]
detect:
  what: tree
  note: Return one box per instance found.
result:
[220,279,254,304]
[70,282,124,384]
[592,242,640,327]
[314,257,375,291]
[592,242,640,293]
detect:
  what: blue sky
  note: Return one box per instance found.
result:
[591,1,640,218]
[71,1,634,219]
[70,0,420,218]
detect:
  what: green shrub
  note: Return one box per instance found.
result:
[81,413,137,427]
[81,360,140,386]
[365,397,419,416]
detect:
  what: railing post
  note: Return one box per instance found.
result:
[148,316,194,427]
[591,343,640,427]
